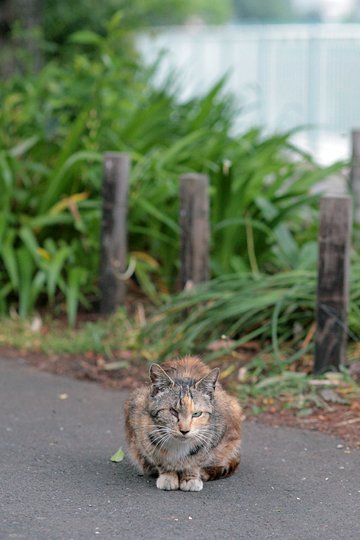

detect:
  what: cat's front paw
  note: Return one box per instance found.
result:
[156,472,179,491]
[180,477,203,492]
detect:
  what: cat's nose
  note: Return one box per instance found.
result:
[180,429,190,436]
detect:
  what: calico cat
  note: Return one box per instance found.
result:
[124,356,242,491]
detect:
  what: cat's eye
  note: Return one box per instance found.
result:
[169,408,179,418]
[192,411,202,418]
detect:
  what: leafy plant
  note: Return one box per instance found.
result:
[0,18,347,323]
[210,129,345,274]
[143,259,360,361]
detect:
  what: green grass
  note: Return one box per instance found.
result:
[238,367,360,416]
[143,260,360,363]
[0,310,141,357]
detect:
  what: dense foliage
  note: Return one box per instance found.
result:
[42,0,233,40]
[233,0,295,22]
[0,19,346,324]
[144,260,360,362]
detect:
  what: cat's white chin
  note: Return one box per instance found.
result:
[161,437,194,461]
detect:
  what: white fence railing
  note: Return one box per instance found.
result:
[138,24,360,164]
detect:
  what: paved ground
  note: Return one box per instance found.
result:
[1,358,359,540]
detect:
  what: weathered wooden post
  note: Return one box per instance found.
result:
[179,173,209,290]
[350,129,360,227]
[99,152,130,314]
[314,196,352,372]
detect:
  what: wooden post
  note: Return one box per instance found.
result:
[180,173,209,290]
[99,153,130,314]
[314,196,352,373]
[350,129,360,226]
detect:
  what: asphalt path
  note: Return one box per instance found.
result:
[0,357,359,540]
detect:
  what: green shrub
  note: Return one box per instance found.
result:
[0,21,346,323]
[143,258,360,362]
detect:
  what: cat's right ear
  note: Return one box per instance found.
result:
[149,364,174,396]
[195,367,220,397]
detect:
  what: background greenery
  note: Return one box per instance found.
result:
[1,2,360,419]
[3,0,359,64]
[0,12,347,326]
[0,0,355,400]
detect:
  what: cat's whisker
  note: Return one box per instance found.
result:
[193,432,212,447]
[149,427,174,449]
[149,433,173,454]
[194,427,211,436]
[194,436,210,448]
[150,429,170,441]
[132,426,169,437]
[147,438,165,453]
[195,431,211,440]
[197,429,212,440]
[150,426,170,433]
[158,433,172,450]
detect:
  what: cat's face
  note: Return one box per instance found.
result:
[148,364,219,442]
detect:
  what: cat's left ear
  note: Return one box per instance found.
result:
[195,368,220,396]
[149,364,174,396]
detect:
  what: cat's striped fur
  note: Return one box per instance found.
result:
[124,356,242,491]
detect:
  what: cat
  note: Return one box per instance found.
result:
[124,356,242,491]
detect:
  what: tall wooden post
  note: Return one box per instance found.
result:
[314,196,352,373]
[180,173,209,290]
[99,153,130,314]
[350,129,360,227]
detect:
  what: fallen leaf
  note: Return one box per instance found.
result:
[219,364,236,379]
[207,339,237,352]
[301,322,316,348]
[309,379,339,387]
[30,315,42,333]
[335,417,360,427]
[238,341,261,352]
[238,367,248,382]
[350,401,360,412]
[58,393,69,400]
[297,408,314,417]
[111,447,125,463]
[113,350,134,360]
[320,389,348,404]
[96,356,106,368]
[104,360,129,371]
[325,372,343,384]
